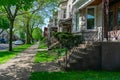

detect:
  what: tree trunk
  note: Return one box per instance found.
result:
[26,22,31,44]
[9,20,14,51]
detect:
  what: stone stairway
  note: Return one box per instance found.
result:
[58,43,100,70]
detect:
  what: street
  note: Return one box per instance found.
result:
[0,44,16,50]
[0,44,9,50]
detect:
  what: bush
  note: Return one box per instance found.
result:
[53,32,82,49]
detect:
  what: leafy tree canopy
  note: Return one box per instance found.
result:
[0,16,9,29]
[32,27,42,40]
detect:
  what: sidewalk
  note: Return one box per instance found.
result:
[0,43,61,80]
[0,43,38,80]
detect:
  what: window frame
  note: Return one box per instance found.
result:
[86,6,96,30]
[75,12,80,31]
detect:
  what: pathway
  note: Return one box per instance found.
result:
[0,43,61,80]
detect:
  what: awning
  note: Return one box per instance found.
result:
[73,0,94,9]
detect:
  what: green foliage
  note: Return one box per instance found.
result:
[53,32,82,49]
[30,71,120,80]
[34,51,56,63]
[53,48,66,58]
[32,28,42,40]
[0,16,9,29]
[0,0,35,10]
[0,44,32,64]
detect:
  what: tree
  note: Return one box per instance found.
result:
[0,0,36,51]
[0,16,9,34]
[0,0,60,51]
[14,13,44,43]
[32,27,42,41]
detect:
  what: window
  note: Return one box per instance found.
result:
[76,13,80,31]
[109,11,114,31]
[87,7,96,29]
[118,8,120,29]
[55,18,57,26]
[63,9,66,18]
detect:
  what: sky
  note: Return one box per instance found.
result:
[42,18,50,31]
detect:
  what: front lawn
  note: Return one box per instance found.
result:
[30,71,120,80]
[0,44,32,64]
[34,51,56,63]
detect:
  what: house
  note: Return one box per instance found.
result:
[0,29,9,43]
[72,0,120,42]
[57,0,103,41]
[107,0,120,41]
[47,12,58,37]
[43,27,48,38]
[71,0,102,42]
[57,0,120,42]
[47,12,58,46]
[58,0,72,32]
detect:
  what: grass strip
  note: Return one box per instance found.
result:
[30,71,120,80]
[34,51,56,63]
[0,44,32,64]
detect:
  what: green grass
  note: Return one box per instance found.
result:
[30,71,120,80]
[34,51,56,63]
[0,44,32,64]
[38,41,48,49]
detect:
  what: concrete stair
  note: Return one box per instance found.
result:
[58,43,100,70]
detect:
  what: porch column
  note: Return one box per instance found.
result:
[103,0,109,40]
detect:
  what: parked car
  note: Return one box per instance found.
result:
[0,38,6,43]
[14,40,24,45]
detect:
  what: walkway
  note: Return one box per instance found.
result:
[0,43,61,80]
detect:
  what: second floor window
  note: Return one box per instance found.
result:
[63,9,66,18]
[55,19,57,26]
[76,13,80,31]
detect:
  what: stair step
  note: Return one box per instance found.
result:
[70,54,82,60]
[68,58,77,63]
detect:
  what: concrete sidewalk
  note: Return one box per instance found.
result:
[0,43,38,80]
[0,43,61,80]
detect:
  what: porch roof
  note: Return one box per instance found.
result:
[73,0,94,9]
[59,18,72,26]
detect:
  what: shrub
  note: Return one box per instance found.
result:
[53,32,82,49]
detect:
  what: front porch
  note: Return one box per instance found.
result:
[58,18,72,32]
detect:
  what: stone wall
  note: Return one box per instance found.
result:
[101,42,120,71]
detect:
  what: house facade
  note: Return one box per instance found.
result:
[47,12,58,46]
[107,0,120,40]
[57,0,103,41]
[56,0,120,71]
[58,0,72,32]
[57,0,120,42]
[72,0,102,41]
